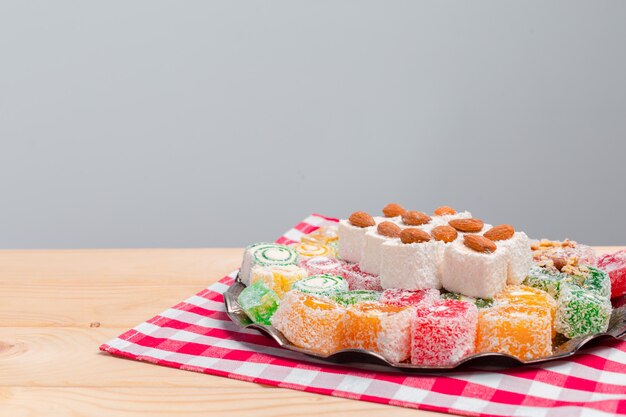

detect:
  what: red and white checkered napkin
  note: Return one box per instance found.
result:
[101,214,626,417]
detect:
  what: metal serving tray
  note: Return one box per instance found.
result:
[224,278,626,370]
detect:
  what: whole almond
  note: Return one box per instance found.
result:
[464,234,497,253]
[553,257,567,272]
[483,224,515,241]
[431,225,458,243]
[449,218,484,233]
[349,211,375,228]
[434,206,457,216]
[401,210,431,226]
[382,203,406,218]
[400,228,431,244]
[377,221,402,238]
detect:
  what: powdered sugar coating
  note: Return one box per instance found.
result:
[380,288,440,308]
[598,249,626,298]
[492,232,533,285]
[441,240,508,299]
[411,299,478,366]
[379,239,446,290]
[477,304,552,360]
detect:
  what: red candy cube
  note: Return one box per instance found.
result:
[339,263,383,291]
[598,249,626,299]
[411,299,478,366]
[380,288,439,308]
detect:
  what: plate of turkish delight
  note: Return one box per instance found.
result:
[224,205,626,369]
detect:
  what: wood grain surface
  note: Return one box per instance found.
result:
[1,247,621,416]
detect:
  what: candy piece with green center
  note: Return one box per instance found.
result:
[580,266,611,299]
[237,281,280,325]
[291,274,348,297]
[554,283,611,338]
[440,291,493,309]
[332,290,381,306]
[523,266,573,299]
[239,243,299,285]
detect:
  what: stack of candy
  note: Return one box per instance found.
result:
[598,249,626,299]
[234,204,616,366]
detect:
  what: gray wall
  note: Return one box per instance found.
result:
[1,1,625,249]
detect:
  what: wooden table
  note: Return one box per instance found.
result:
[1,248,620,416]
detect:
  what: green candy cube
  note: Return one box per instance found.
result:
[332,290,381,306]
[581,266,611,299]
[523,266,572,299]
[555,283,611,338]
[237,281,280,325]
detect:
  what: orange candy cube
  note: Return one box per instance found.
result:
[342,302,413,363]
[494,285,557,337]
[477,304,552,360]
[270,291,345,355]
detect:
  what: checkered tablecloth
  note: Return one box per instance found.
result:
[101,214,626,417]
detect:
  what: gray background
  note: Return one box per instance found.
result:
[1,1,625,249]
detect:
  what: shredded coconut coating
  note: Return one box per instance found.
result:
[555,283,612,338]
[337,219,375,263]
[339,263,383,291]
[379,240,446,290]
[411,299,478,366]
[342,302,414,363]
[494,285,557,337]
[441,240,508,299]
[380,288,440,308]
[360,230,399,275]
[598,249,626,298]
[493,232,533,285]
[271,291,346,355]
[477,304,552,360]
[582,266,611,299]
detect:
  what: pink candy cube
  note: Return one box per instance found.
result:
[339,263,383,291]
[411,299,478,366]
[380,288,440,308]
[598,249,626,299]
